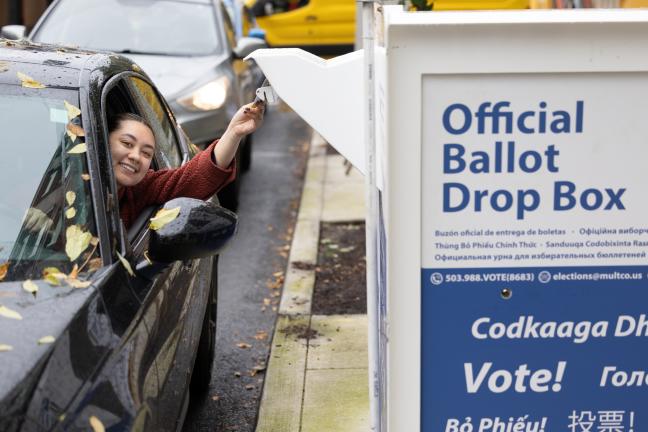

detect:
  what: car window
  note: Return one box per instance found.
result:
[128,77,182,169]
[221,3,238,49]
[32,0,222,56]
[0,86,98,281]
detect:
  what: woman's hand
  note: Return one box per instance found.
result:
[213,101,265,169]
[226,101,265,139]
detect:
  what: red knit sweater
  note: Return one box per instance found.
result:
[118,140,236,229]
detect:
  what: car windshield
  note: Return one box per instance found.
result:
[0,86,98,282]
[33,0,221,56]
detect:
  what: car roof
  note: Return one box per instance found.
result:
[0,39,144,88]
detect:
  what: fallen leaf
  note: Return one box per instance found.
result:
[65,191,76,206]
[0,262,8,281]
[0,305,22,320]
[0,61,9,73]
[68,264,79,279]
[81,173,91,181]
[89,415,105,432]
[22,280,38,295]
[38,335,55,345]
[149,207,181,231]
[236,342,251,349]
[339,246,355,253]
[67,279,92,289]
[64,100,81,120]
[245,384,255,390]
[90,237,99,246]
[65,225,92,261]
[44,273,62,286]
[234,371,241,377]
[263,298,271,306]
[88,257,102,272]
[0,344,12,352]
[254,330,268,340]
[272,271,284,278]
[132,64,142,72]
[67,143,87,154]
[65,208,76,219]
[66,122,85,141]
[116,251,135,276]
[17,72,45,89]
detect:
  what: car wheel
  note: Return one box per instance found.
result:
[217,152,241,212]
[190,257,218,395]
[241,135,252,173]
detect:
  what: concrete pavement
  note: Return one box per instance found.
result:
[255,132,369,432]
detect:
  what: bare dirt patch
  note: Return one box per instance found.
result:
[312,222,366,315]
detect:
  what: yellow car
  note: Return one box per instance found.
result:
[248,0,528,53]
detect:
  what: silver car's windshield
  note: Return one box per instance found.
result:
[0,86,98,282]
[33,0,222,56]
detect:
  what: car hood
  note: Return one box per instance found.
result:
[125,53,230,99]
[0,279,97,425]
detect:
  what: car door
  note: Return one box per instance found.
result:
[123,75,213,431]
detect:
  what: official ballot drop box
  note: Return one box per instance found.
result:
[250,6,648,432]
[377,6,648,432]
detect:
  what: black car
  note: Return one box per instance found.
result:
[0,39,237,431]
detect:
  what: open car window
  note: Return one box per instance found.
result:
[0,85,99,281]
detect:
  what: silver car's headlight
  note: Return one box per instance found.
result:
[177,76,230,111]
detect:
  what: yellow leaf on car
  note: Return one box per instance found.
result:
[22,280,38,295]
[65,191,76,206]
[0,344,12,352]
[66,122,85,141]
[65,207,76,219]
[68,264,79,279]
[90,237,99,246]
[0,262,8,281]
[149,207,181,231]
[17,71,45,89]
[64,100,81,120]
[65,225,92,261]
[38,335,55,345]
[89,416,105,432]
[81,173,91,181]
[67,279,92,289]
[0,305,22,320]
[116,251,135,277]
[67,143,87,154]
[44,273,62,286]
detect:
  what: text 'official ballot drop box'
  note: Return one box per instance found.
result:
[250,6,648,432]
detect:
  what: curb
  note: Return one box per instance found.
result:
[255,131,327,432]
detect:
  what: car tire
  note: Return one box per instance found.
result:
[241,135,252,173]
[190,257,218,395]
[217,153,241,212]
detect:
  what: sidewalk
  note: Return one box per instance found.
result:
[255,132,369,432]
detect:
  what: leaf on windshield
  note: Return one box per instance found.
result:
[149,207,181,231]
[67,143,87,154]
[43,267,66,286]
[64,100,81,120]
[65,191,76,206]
[22,280,38,296]
[65,225,92,261]
[89,416,105,432]
[17,72,46,89]
[90,237,99,247]
[68,278,92,289]
[0,344,12,352]
[116,251,135,277]
[0,262,8,281]
[37,335,55,345]
[81,173,91,181]
[0,305,22,320]
[65,208,76,219]
[66,123,85,141]
[0,61,9,73]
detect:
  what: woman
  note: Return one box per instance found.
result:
[109,101,264,228]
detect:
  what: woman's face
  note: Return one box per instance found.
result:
[109,119,155,188]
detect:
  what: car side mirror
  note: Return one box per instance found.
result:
[1,25,26,40]
[148,197,237,262]
[233,37,267,59]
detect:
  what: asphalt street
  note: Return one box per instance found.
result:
[183,104,311,432]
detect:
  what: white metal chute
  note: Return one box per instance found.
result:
[246,48,366,175]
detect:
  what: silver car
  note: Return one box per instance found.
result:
[9,0,267,210]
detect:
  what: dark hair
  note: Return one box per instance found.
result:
[108,112,153,134]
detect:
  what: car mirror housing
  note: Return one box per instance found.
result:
[1,25,26,40]
[148,197,238,262]
[233,36,267,59]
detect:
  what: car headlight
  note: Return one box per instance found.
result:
[177,76,230,111]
